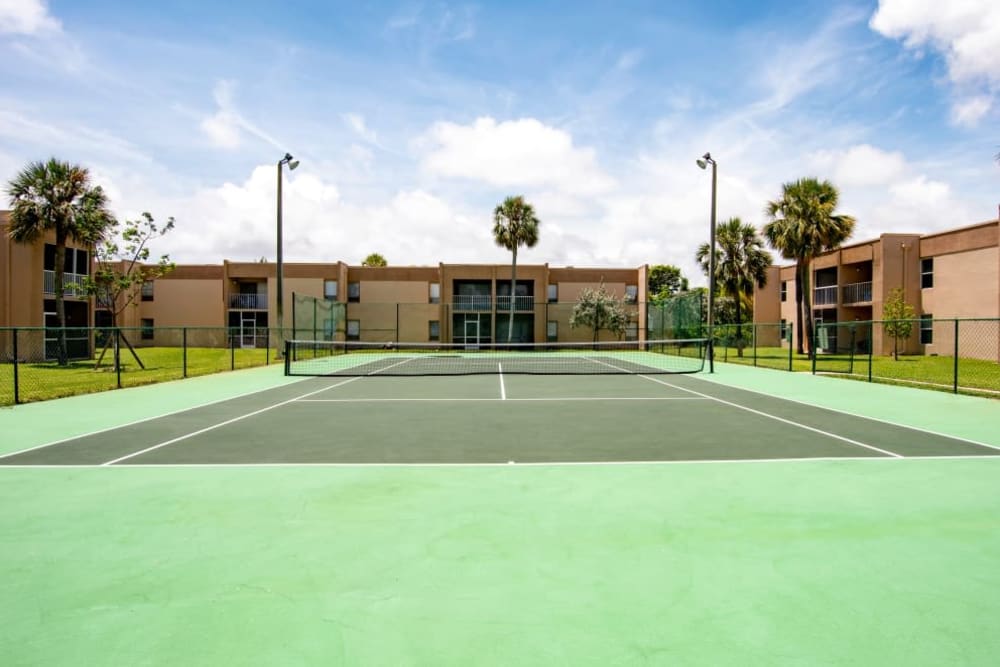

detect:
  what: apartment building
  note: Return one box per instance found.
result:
[754,218,1000,359]
[2,211,647,357]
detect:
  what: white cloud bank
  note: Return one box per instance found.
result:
[0,0,60,35]
[870,0,1000,125]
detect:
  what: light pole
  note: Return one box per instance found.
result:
[276,152,299,357]
[696,152,717,373]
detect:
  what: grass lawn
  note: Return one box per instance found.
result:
[718,345,1000,396]
[0,346,276,405]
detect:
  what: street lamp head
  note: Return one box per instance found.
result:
[288,159,299,171]
[696,158,707,170]
[696,152,714,169]
[280,153,299,170]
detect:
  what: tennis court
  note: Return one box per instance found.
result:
[3,362,998,467]
[2,356,1000,665]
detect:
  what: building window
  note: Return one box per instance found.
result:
[346,319,360,341]
[780,281,787,302]
[348,282,360,302]
[780,319,787,340]
[141,318,154,340]
[920,314,933,344]
[141,280,154,301]
[429,283,440,304]
[625,285,638,303]
[324,280,338,301]
[921,258,933,289]
[546,321,558,342]
[429,320,440,341]
[547,284,558,303]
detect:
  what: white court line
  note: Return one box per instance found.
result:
[499,363,506,400]
[296,397,709,402]
[100,376,364,466]
[0,376,315,462]
[644,374,904,458]
[5,452,1000,469]
[689,372,1000,453]
[587,356,904,459]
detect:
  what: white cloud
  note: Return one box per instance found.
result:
[950,95,993,126]
[198,80,284,151]
[809,144,907,186]
[870,0,1000,124]
[419,117,616,196]
[343,113,377,143]
[200,111,242,150]
[0,0,60,35]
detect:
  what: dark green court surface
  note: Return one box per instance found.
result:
[2,372,996,466]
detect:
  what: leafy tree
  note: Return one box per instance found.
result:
[569,282,629,344]
[362,252,387,267]
[763,178,855,358]
[696,218,772,356]
[882,288,915,361]
[76,212,176,369]
[648,264,689,302]
[492,195,540,343]
[6,158,114,365]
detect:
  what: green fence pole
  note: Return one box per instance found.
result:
[788,325,793,371]
[265,327,270,365]
[230,329,236,370]
[115,328,122,389]
[953,319,959,394]
[867,322,873,383]
[182,327,188,378]
[848,326,855,375]
[12,328,19,404]
[811,326,817,375]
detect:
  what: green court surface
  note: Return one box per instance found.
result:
[1,363,999,664]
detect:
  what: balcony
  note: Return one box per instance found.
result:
[229,293,268,309]
[43,270,88,297]
[496,295,535,311]
[813,285,837,306]
[842,281,872,304]
[452,295,492,311]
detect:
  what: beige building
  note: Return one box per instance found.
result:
[754,218,1000,360]
[2,211,647,357]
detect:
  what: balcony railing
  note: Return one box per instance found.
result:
[229,294,268,309]
[813,285,837,306]
[842,281,872,304]
[43,270,88,296]
[452,295,492,311]
[496,295,535,311]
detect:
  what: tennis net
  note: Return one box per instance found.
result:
[284,338,708,376]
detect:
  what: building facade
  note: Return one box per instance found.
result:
[2,212,648,356]
[753,218,1000,359]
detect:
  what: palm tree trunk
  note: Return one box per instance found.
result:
[794,264,805,355]
[54,229,68,366]
[801,260,815,360]
[506,247,517,344]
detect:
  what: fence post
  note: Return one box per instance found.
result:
[182,327,188,378]
[811,327,817,375]
[230,328,236,370]
[396,304,400,343]
[867,321,873,383]
[788,325,793,372]
[115,328,122,389]
[752,324,757,367]
[265,327,270,365]
[12,328,19,404]
[953,319,959,394]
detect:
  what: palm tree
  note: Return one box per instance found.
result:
[492,196,540,344]
[362,252,387,267]
[6,159,114,364]
[697,218,772,356]
[763,178,855,357]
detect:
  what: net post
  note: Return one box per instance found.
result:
[283,339,291,375]
[12,327,19,404]
[953,318,959,393]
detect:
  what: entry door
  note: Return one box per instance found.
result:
[464,319,480,350]
[240,312,257,348]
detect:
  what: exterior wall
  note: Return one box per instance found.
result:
[753,219,999,361]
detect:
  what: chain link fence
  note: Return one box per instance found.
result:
[0,326,285,406]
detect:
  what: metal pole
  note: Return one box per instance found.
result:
[707,159,717,373]
[953,319,959,394]
[183,327,188,378]
[276,159,284,358]
[12,328,19,404]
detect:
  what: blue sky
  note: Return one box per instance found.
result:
[1,0,997,285]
